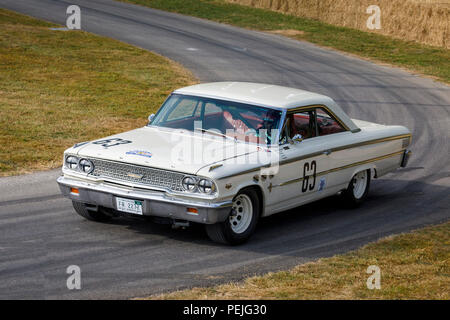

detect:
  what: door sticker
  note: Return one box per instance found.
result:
[318,177,326,192]
[302,160,317,193]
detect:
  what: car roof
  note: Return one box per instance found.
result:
[174,82,331,110]
[174,82,359,131]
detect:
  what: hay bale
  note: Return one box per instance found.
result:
[226,0,450,48]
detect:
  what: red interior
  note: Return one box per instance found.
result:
[290,114,311,138]
[162,112,263,143]
[289,114,345,138]
[161,111,345,143]
[317,117,346,135]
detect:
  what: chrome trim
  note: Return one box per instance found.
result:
[209,164,223,171]
[57,176,232,209]
[62,168,220,200]
[90,158,185,192]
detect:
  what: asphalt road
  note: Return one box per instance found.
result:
[0,0,449,299]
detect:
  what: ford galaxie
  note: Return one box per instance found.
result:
[57,82,412,244]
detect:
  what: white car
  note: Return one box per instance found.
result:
[57,82,412,244]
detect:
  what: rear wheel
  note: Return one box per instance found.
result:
[342,169,371,207]
[205,189,260,245]
[72,201,112,222]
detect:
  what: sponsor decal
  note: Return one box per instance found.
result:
[318,177,326,192]
[93,138,132,148]
[126,150,153,158]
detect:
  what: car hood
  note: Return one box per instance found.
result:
[71,126,261,175]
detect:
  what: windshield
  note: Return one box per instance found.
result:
[150,94,282,145]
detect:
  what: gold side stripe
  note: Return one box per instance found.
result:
[277,149,405,187]
[217,133,411,180]
[279,133,411,166]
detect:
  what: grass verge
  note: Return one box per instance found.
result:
[147,221,449,299]
[122,0,450,84]
[0,9,196,176]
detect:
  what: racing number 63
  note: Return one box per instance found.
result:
[302,160,317,193]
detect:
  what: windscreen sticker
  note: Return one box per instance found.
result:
[126,150,153,158]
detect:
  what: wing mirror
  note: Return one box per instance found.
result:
[148,113,155,125]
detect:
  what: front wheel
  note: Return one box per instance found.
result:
[205,189,260,245]
[341,169,371,207]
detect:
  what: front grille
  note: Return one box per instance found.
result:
[90,158,185,191]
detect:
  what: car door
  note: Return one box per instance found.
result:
[314,107,353,191]
[267,108,331,213]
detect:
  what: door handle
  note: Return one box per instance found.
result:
[323,149,332,156]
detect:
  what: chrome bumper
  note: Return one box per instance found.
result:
[57,176,232,224]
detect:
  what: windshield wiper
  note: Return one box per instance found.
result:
[194,128,236,142]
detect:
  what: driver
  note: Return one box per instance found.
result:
[259,110,279,145]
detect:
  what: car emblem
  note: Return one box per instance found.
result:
[127,172,144,180]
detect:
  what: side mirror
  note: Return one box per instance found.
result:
[148,113,155,124]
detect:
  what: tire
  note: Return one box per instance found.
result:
[72,201,112,222]
[341,169,371,207]
[205,188,260,245]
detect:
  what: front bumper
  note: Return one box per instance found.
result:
[57,176,232,224]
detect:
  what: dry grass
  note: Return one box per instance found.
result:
[226,0,450,49]
[146,221,450,300]
[0,9,196,176]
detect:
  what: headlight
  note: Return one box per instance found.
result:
[65,156,79,170]
[182,176,197,192]
[198,179,215,194]
[78,158,94,174]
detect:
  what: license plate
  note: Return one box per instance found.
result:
[116,197,143,215]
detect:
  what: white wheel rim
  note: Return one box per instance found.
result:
[229,194,253,234]
[352,171,368,199]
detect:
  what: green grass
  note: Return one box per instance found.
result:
[147,221,450,300]
[0,9,196,176]
[122,0,450,84]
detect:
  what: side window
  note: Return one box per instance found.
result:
[288,110,317,140]
[316,108,346,136]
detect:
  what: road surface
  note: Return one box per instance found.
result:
[0,0,449,299]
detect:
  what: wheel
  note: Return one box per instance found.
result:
[72,201,112,222]
[342,169,371,207]
[205,188,260,245]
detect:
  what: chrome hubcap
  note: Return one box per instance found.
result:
[352,170,368,199]
[229,194,253,234]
